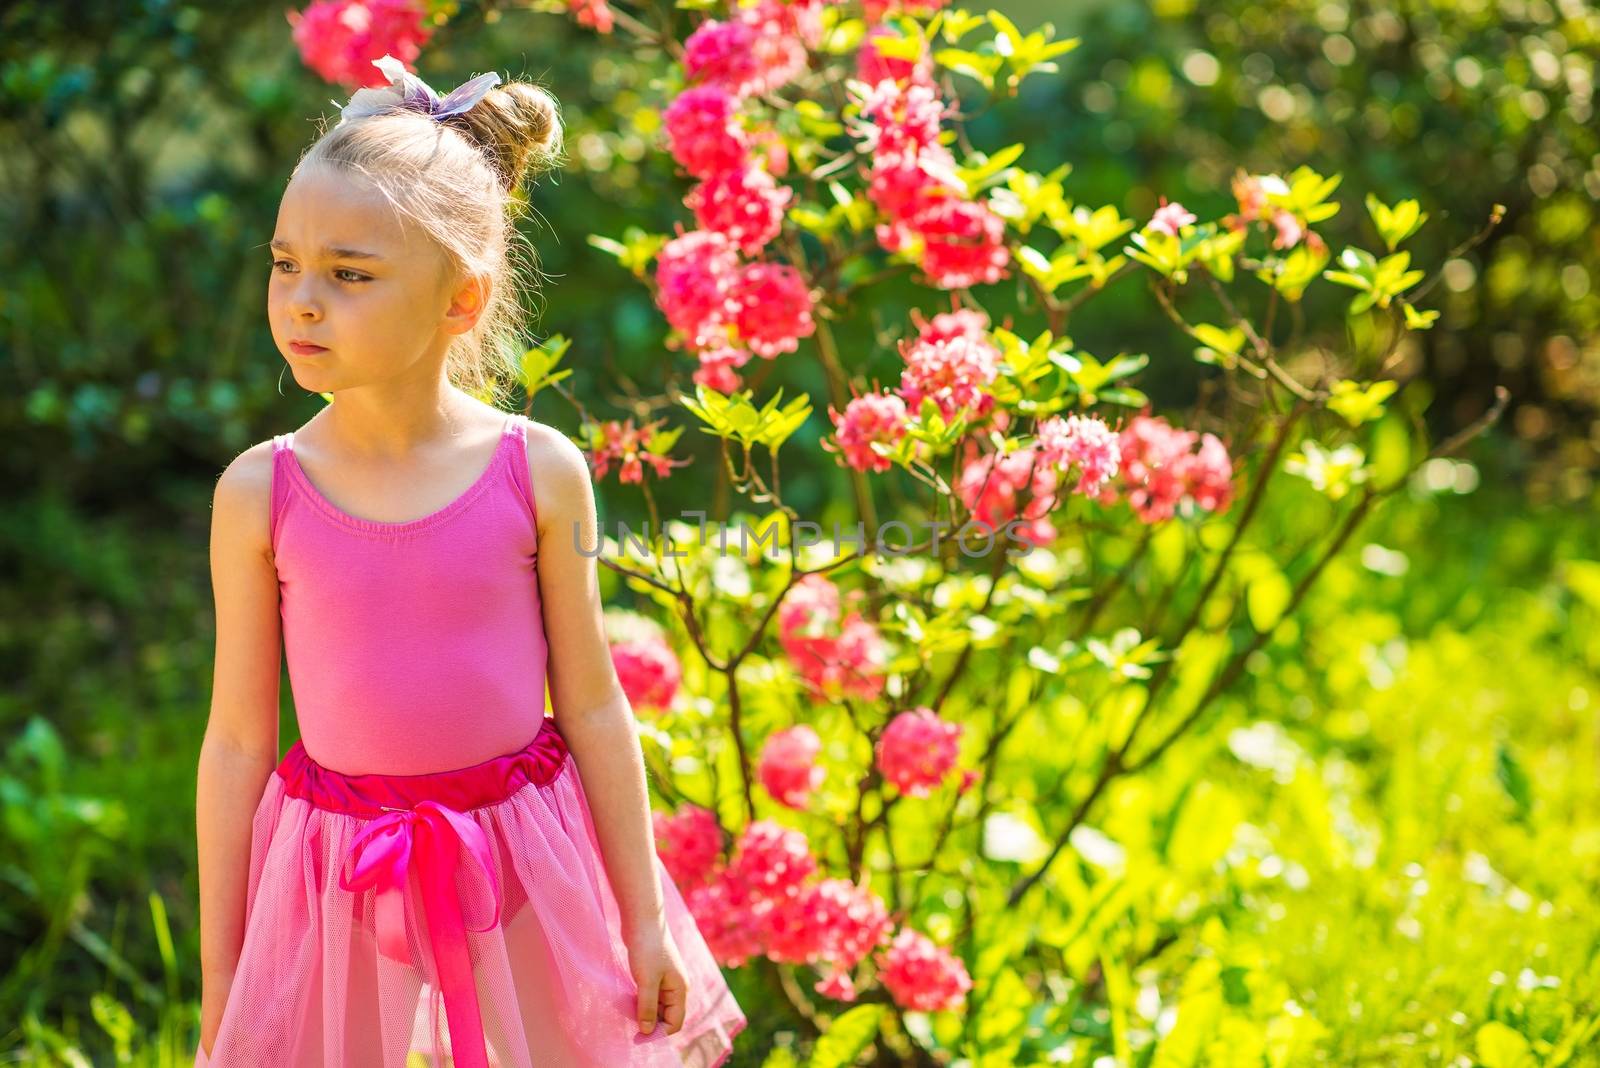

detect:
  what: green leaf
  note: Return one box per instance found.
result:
[1402,301,1441,330]
[1368,412,1412,489]
[1366,192,1428,251]
[934,47,1001,89]
[1246,569,1292,633]
[1564,559,1600,611]
[1326,378,1398,427]
[1476,1022,1536,1068]
[586,226,669,278]
[807,1004,884,1068]
[1496,741,1533,823]
[519,335,572,400]
[1258,241,1331,302]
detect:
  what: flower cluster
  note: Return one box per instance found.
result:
[585,417,689,485]
[875,707,963,797]
[606,610,683,713]
[1036,413,1123,497]
[898,308,1002,424]
[651,803,723,888]
[648,0,830,391]
[758,724,825,809]
[657,812,968,1010]
[1106,412,1235,523]
[777,573,890,701]
[847,68,1010,290]
[288,0,431,88]
[1223,172,1329,255]
[876,927,973,1012]
[825,389,909,473]
[957,442,1063,549]
[824,307,1002,473]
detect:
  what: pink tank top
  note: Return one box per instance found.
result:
[269,412,550,775]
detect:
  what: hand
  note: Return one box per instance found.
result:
[623,917,689,1036]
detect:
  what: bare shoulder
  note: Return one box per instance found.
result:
[212,439,277,561]
[521,418,596,529]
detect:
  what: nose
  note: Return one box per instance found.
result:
[285,276,323,321]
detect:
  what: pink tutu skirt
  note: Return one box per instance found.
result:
[197,716,747,1066]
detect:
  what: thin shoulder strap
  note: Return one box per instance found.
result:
[269,433,294,548]
[505,414,538,525]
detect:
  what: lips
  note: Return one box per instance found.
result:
[289,341,328,354]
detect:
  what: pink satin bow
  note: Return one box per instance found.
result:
[339,800,504,1068]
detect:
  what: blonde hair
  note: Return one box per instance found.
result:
[295,78,566,406]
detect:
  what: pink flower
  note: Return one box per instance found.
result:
[957,442,1062,548]
[725,819,817,901]
[683,19,764,98]
[897,332,1000,424]
[654,228,741,351]
[1148,195,1196,237]
[876,927,973,1012]
[287,0,432,88]
[1185,431,1235,512]
[875,707,963,797]
[729,261,815,358]
[692,343,754,394]
[826,390,909,473]
[759,724,825,809]
[652,804,724,887]
[857,25,933,86]
[850,70,947,156]
[815,966,858,1001]
[587,417,688,484]
[611,633,681,711]
[778,573,842,639]
[764,877,892,968]
[684,4,813,101]
[832,613,890,701]
[848,78,1011,288]
[1112,413,1194,521]
[744,0,827,50]
[1225,172,1325,254]
[912,306,991,346]
[862,0,947,22]
[684,163,793,256]
[777,575,889,701]
[684,871,767,966]
[1035,413,1122,496]
[910,196,1011,290]
[782,613,890,702]
[662,85,748,179]
[865,149,959,227]
[1270,207,1306,249]
[1109,413,1235,523]
[750,126,790,177]
[568,0,614,33]
[1231,171,1269,224]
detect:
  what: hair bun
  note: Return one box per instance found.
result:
[447,81,565,193]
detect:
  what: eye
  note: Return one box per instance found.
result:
[275,262,374,282]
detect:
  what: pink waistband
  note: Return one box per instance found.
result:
[275,716,571,817]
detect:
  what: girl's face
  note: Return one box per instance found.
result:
[268,166,480,392]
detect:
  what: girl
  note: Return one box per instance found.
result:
[195,56,747,1066]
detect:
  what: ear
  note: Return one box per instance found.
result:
[443,272,492,335]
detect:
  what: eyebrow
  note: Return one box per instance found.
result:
[269,238,384,260]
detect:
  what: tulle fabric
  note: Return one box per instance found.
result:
[197,720,747,1066]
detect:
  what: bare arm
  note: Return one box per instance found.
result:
[196,443,284,1054]
[526,423,666,939]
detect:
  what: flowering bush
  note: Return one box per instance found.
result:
[286,0,1510,1060]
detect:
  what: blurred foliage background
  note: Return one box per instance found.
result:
[2,0,1597,1062]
